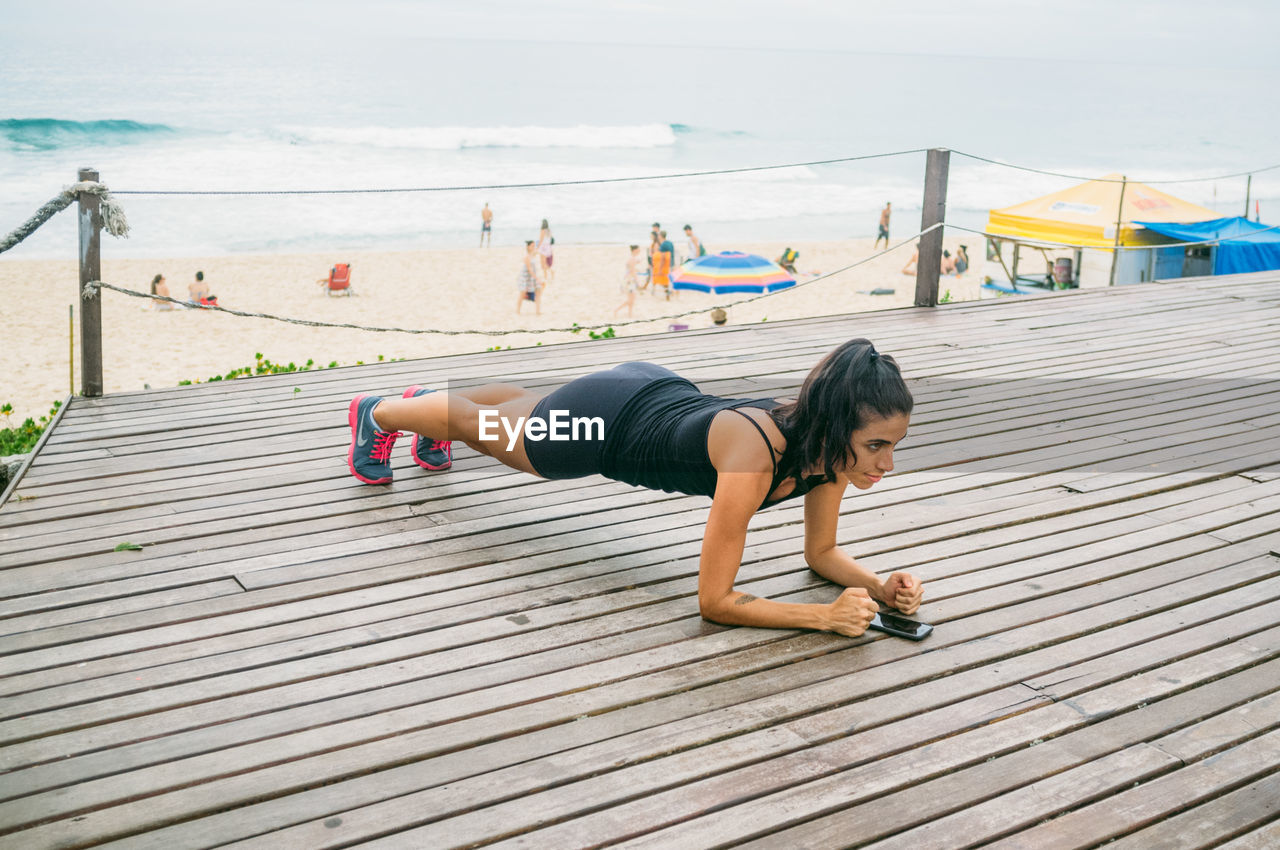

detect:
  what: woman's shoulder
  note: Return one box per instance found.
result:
[706,406,784,474]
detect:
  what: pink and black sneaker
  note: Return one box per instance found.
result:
[347,394,402,484]
[403,385,452,470]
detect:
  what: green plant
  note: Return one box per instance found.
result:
[178,353,357,386]
[940,289,953,304]
[569,323,615,340]
[0,400,62,456]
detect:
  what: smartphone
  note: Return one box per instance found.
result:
[868,611,933,641]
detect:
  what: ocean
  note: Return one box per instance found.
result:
[2,37,1277,259]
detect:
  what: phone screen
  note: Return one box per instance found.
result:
[877,612,930,637]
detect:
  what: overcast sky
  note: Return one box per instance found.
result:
[5,0,1279,68]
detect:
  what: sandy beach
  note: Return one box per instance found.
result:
[0,237,982,423]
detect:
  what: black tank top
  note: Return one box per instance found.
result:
[600,377,821,509]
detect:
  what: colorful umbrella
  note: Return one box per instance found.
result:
[671,251,796,295]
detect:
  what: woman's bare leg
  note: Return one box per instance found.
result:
[372,384,544,475]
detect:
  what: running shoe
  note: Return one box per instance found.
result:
[403,385,453,470]
[347,394,401,484]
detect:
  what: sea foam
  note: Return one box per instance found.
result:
[282,123,679,150]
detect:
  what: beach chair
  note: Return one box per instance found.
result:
[324,263,352,297]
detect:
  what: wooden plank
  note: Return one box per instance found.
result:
[976,730,1280,850]
[199,612,1280,850]
[348,631,1280,850]
[625,655,1280,850]
[1101,771,1280,850]
[4,554,1277,845]
[1215,820,1280,850]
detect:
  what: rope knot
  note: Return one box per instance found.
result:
[67,181,131,239]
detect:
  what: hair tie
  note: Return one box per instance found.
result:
[868,346,880,362]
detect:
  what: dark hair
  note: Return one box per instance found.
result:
[629,244,639,250]
[652,222,660,228]
[540,219,550,230]
[771,339,912,484]
[525,239,535,247]
[150,274,163,294]
[196,271,204,281]
[683,224,692,231]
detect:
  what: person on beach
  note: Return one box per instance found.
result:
[643,231,661,291]
[901,244,919,276]
[955,245,970,276]
[150,274,175,311]
[516,240,541,315]
[940,250,956,276]
[778,248,799,274]
[344,339,923,636]
[875,202,892,249]
[651,234,673,298]
[480,203,493,247]
[615,244,641,317]
[537,219,555,285]
[658,230,676,300]
[188,271,217,307]
[684,224,705,264]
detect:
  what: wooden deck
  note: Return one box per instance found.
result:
[1,273,1279,849]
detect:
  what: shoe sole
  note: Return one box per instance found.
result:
[348,394,393,484]
[403,385,453,470]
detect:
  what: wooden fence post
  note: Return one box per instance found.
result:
[914,148,950,307]
[77,167,103,397]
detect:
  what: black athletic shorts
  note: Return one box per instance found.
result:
[523,361,686,479]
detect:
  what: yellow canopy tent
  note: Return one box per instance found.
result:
[987,174,1220,248]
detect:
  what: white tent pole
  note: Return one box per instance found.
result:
[1108,176,1128,288]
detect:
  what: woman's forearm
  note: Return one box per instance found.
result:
[700,591,832,632]
[806,547,887,601]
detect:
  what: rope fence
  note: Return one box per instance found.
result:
[4,143,1277,396]
[0,182,129,255]
[81,225,943,336]
[949,150,1280,185]
[109,149,932,196]
[84,218,1267,338]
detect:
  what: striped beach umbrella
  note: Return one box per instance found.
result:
[671,251,796,295]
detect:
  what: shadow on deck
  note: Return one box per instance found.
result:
[2,273,1279,848]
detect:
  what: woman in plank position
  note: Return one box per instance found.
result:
[346,338,922,636]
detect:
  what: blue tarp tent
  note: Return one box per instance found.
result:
[1134,217,1280,276]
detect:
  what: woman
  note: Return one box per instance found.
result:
[150,274,175,310]
[651,234,672,297]
[643,231,662,292]
[615,244,641,317]
[537,219,555,285]
[346,339,923,636]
